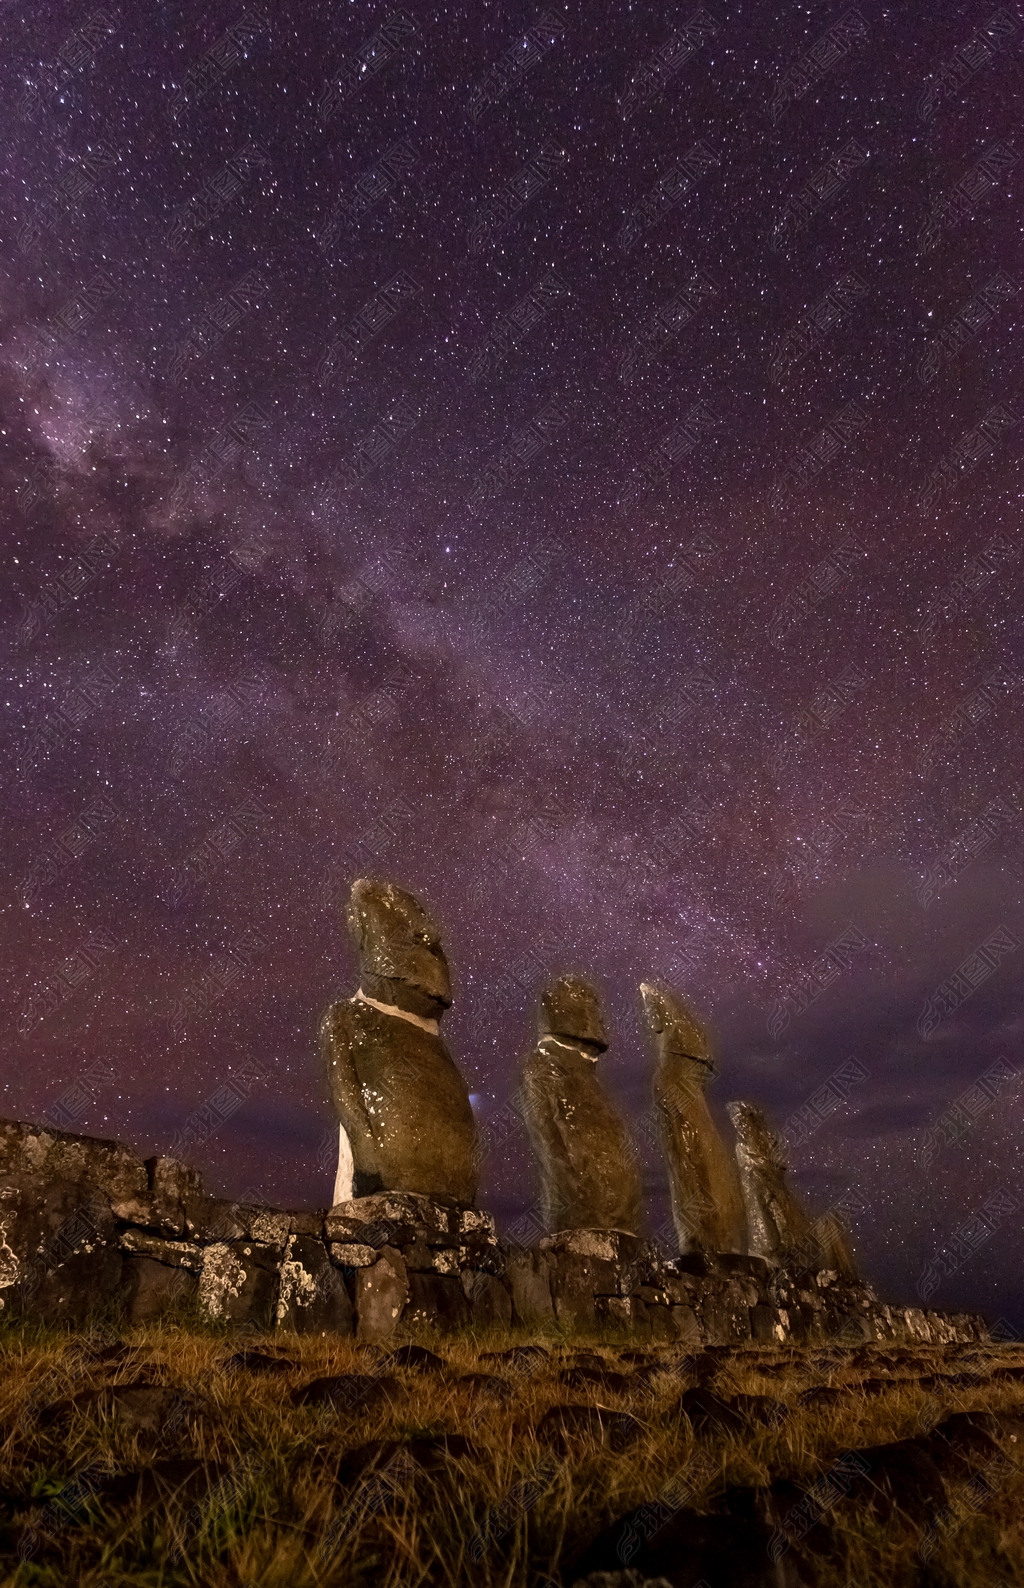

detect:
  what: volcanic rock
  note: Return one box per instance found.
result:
[197,1239,279,1328]
[559,1366,634,1394]
[336,1434,478,1485]
[276,1232,353,1334]
[404,1269,472,1333]
[728,1101,857,1279]
[98,1458,227,1508]
[354,1246,409,1340]
[221,1349,297,1374]
[537,1403,644,1453]
[521,975,643,1235]
[320,878,478,1204]
[0,1173,122,1324]
[449,1372,513,1400]
[571,1483,811,1587]
[640,984,746,1256]
[291,1373,400,1411]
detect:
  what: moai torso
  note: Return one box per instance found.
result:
[320,879,478,1206]
[520,975,643,1235]
[727,1100,858,1279]
[727,1100,814,1260]
[641,982,747,1256]
[815,1213,858,1279]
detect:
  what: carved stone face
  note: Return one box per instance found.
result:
[639,981,715,1071]
[727,1100,788,1172]
[347,878,452,1017]
[538,974,608,1053]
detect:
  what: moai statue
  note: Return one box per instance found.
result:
[320,878,478,1206]
[640,982,747,1256]
[728,1100,858,1278]
[521,975,644,1235]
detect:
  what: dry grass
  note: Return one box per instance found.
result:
[0,1322,1022,1586]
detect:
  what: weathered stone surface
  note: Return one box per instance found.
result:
[400,1239,466,1275]
[729,1100,857,1281]
[118,1229,202,1267]
[551,1251,627,1332]
[676,1386,748,1434]
[646,1304,676,1344]
[673,1250,720,1279]
[504,1249,555,1327]
[539,972,610,1050]
[292,1373,400,1411]
[462,1269,513,1329]
[0,1174,121,1324]
[670,1304,702,1345]
[41,1381,191,1436]
[336,1434,477,1481]
[542,1229,644,1264]
[276,1234,353,1334]
[751,1304,787,1344]
[457,1240,504,1276]
[700,1299,752,1346]
[537,1404,644,1452]
[326,1192,458,1248]
[381,1343,448,1371]
[197,1200,289,1252]
[0,1112,991,1350]
[144,1155,203,1236]
[450,1371,513,1401]
[118,1228,201,1328]
[559,1364,633,1393]
[595,1295,649,1337]
[641,983,747,1257]
[456,1205,503,1273]
[321,878,478,1204]
[458,1207,497,1242]
[521,977,643,1235]
[722,1273,762,1311]
[481,1343,550,1371]
[401,1239,437,1270]
[816,1437,948,1527]
[932,1409,1024,1451]
[0,1120,150,1223]
[122,1256,198,1325]
[354,1247,409,1340]
[330,1243,380,1267]
[287,1209,326,1238]
[661,1270,700,1306]
[222,1348,297,1373]
[572,1485,809,1588]
[404,1270,472,1333]
[198,1240,279,1328]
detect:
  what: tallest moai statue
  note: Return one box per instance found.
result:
[320,878,479,1206]
[640,982,747,1256]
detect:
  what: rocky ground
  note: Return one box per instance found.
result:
[0,1327,1022,1586]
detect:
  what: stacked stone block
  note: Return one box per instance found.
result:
[0,1118,988,1348]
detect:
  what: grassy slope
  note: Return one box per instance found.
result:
[0,1325,1022,1586]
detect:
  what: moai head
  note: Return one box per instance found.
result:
[347,878,452,1020]
[727,1100,788,1176]
[538,974,608,1055]
[639,981,714,1080]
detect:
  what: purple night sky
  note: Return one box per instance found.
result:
[1,2,1022,1324]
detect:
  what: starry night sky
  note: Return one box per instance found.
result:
[2,2,1023,1325]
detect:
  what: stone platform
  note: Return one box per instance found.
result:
[0,1119,987,1346]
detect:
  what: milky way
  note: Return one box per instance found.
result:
[2,2,1023,1324]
